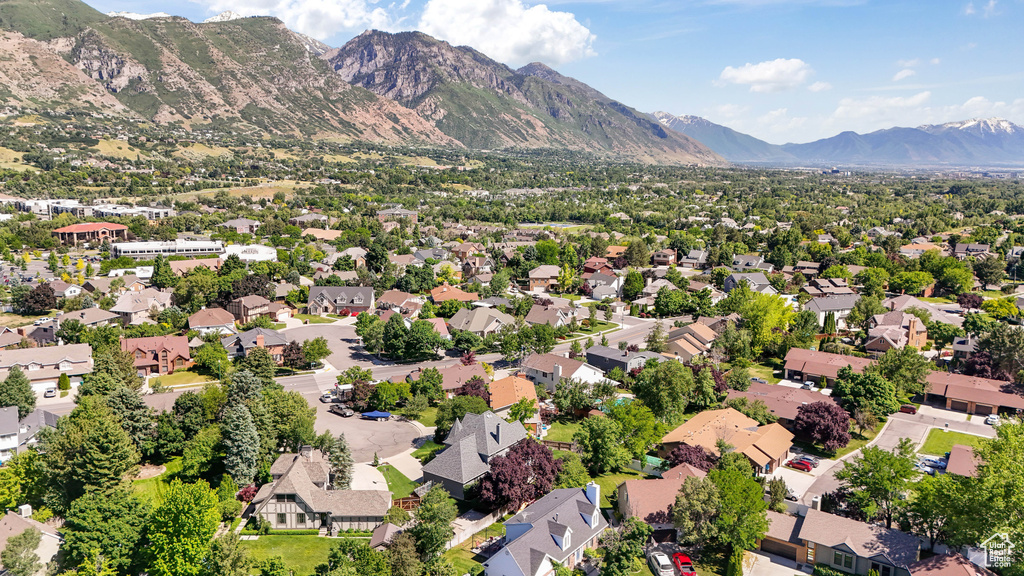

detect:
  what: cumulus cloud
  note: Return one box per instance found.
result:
[964,2,976,15]
[190,0,394,38]
[718,58,813,92]
[416,0,596,66]
[892,69,916,82]
[757,108,807,134]
[930,57,942,65]
[808,81,832,92]
[832,91,932,122]
[964,0,998,16]
[896,58,920,68]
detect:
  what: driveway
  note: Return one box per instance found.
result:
[746,551,808,576]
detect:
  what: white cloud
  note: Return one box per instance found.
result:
[757,108,807,133]
[896,58,920,68]
[964,2,976,15]
[718,58,813,92]
[416,0,596,66]
[932,96,1024,122]
[892,69,916,82]
[190,0,394,38]
[965,0,998,16]
[709,103,750,119]
[808,81,832,92]
[984,0,998,17]
[930,57,942,65]
[832,91,932,122]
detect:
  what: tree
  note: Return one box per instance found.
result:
[624,241,650,267]
[622,269,644,301]
[977,321,1024,381]
[0,366,35,420]
[151,254,178,289]
[405,320,443,361]
[193,343,230,379]
[204,533,254,576]
[480,440,562,510]
[106,386,155,453]
[354,313,384,354]
[855,268,890,299]
[645,320,667,353]
[574,416,631,475]
[833,366,901,417]
[327,433,354,489]
[672,475,721,545]
[382,312,408,359]
[433,395,489,442]
[387,533,423,576]
[739,292,793,357]
[552,378,592,414]
[667,444,716,472]
[554,453,591,489]
[146,480,220,576]
[507,397,537,424]
[282,341,305,369]
[709,468,769,551]
[410,367,444,404]
[974,256,1006,287]
[981,296,1019,319]
[1,527,41,576]
[303,337,331,366]
[964,311,995,337]
[23,283,56,313]
[823,311,837,337]
[901,473,958,551]
[222,404,259,485]
[58,372,71,391]
[767,477,788,512]
[874,347,931,396]
[723,397,777,425]
[835,438,919,528]
[957,293,983,310]
[601,518,653,576]
[61,488,150,575]
[557,264,578,293]
[608,400,665,460]
[793,401,851,452]
[411,486,458,560]
[239,347,277,386]
[632,360,694,422]
[180,426,222,482]
[846,295,886,333]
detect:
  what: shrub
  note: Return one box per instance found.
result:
[219,499,243,521]
[57,373,70,391]
[814,565,852,576]
[237,484,257,502]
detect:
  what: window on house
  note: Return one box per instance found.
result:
[275,494,295,502]
[277,513,287,525]
[833,552,853,570]
[296,513,306,524]
[806,542,815,563]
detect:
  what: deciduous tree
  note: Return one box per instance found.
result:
[835,438,919,528]
[480,440,562,510]
[574,416,631,475]
[793,401,851,452]
[146,480,220,576]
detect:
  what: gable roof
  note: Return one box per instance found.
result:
[908,553,996,576]
[799,508,920,568]
[253,451,391,518]
[521,353,588,379]
[448,307,515,333]
[423,412,528,484]
[490,375,538,411]
[188,307,235,327]
[221,327,289,350]
[783,348,874,380]
[437,363,489,391]
[121,335,191,363]
[945,444,979,478]
[618,463,706,524]
[805,294,861,313]
[661,408,793,466]
[308,286,374,306]
[431,283,478,303]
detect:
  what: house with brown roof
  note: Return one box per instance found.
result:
[783,348,874,387]
[448,307,515,337]
[437,363,490,398]
[908,553,995,576]
[110,288,172,325]
[605,246,627,259]
[188,307,237,336]
[430,283,478,303]
[521,353,609,393]
[665,322,719,362]
[169,258,221,276]
[528,265,561,291]
[726,382,840,431]
[219,218,261,234]
[866,312,928,355]
[923,371,1024,416]
[945,444,980,478]
[759,509,919,576]
[660,408,793,474]
[651,249,677,266]
[617,463,706,530]
[52,222,128,244]
[524,304,570,328]
[251,447,391,533]
[489,375,540,433]
[228,295,271,324]
[121,335,193,377]
[0,343,93,391]
[0,510,63,575]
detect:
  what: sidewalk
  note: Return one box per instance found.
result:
[351,462,388,491]
[387,449,424,482]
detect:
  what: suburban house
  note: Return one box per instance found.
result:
[0,406,58,462]
[483,483,608,576]
[520,353,609,393]
[219,218,261,234]
[307,286,375,315]
[759,509,920,576]
[250,447,392,533]
[651,249,677,266]
[430,283,478,303]
[377,208,418,224]
[724,273,776,294]
[731,254,774,273]
[805,294,861,328]
[585,272,621,295]
[422,411,528,499]
[726,382,840,431]
[0,343,94,392]
[228,295,271,324]
[585,345,662,374]
[884,295,963,327]
[528,265,561,292]
[525,305,571,328]
[951,336,977,360]
[908,554,996,576]
[866,312,928,354]
[48,280,82,299]
[169,258,222,276]
[110,288,172,325]
[952,243,990,260]
[783,348,874,386]
[448,307,515,337]
[944,444,979,478]
[84,274,146,296]
[221,328,289,363]
[437,363,490,398]
[52,222,129,244]
[679,249,709,269]
[451,242,485,262]
[58,307,120,328]
[923,372,1024,416]
[188,307,237,336]
[659,408,793,474]
[665,322,719,362]
[377,290,423,318]
[289,213,330,227]
[616,463,707,529]
[803,278,856,297]
[605,246,627,259]
[489,375,540,433]
[121,335,193,377]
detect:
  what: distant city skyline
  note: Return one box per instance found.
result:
[89,0,1024,143]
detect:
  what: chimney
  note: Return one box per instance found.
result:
[17,504,31,518]
[300,445,312,460]
[256,333,265,348]
[496,422,502,445]
[585,482,600,506]
[553,363,562,383]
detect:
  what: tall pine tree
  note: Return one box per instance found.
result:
[0,366,35,420]
[221,404,259,486]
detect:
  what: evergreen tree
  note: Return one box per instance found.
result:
[328,433,354,489]
[239,347,276,387]
[645,320,667,353]
[151,254,177,289]
[106,386,155,454]
[222,404,259,485]
[0,366,35,420]
[60,488,150,574]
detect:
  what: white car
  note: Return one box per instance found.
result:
[985,414,1000,425]
[648,552,673,576]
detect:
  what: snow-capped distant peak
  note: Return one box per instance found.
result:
[203,11,244,23]
[652,111,713,127]
[107,11,171,20]
[924,117,1020,134]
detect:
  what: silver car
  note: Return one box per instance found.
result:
[648,552,673,576]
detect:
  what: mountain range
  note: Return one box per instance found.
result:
[653,111,1024,167]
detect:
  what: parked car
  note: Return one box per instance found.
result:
[985,414,1000,425]
[43,388,56,398]
[672,553,696,576]
[793,455,820,467]
[922,457,947,469]
[319,393,334,403]
[899,404,918,415]
[785,490,799,502]
[648,552,673,576]
[802,381,815,390]
[786,459,813,472]
[328,405,354,418]
[750,377,768,385]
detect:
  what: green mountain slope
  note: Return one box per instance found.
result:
[327,31,724,165]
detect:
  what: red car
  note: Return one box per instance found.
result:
[673,553,696,576]
[786,459,813,472]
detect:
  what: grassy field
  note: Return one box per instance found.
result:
[443,521,506,575]
[416,407,438,428]
[294,314,336,324]
[591,469,645,507]
[377,464,417,498]
[919,429,988,456]
[544,420,581,443]
[746,363,782,384]
[239,536,336,576]
[133,457,182,504]
[576,320,615,335]
[155,369,216,387]
[411,440,444,463]
[0,312,46,328]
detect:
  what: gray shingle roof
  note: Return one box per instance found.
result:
[422,412,528,484]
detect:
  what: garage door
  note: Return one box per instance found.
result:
[761,538,798,561]
[974,404,993,415]
[950,400,969,412]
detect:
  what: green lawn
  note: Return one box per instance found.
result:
[576,320,615,335]
[591,469,645,507]
[377,464,417,498]
[443,520,506,575]
[544,420,581,443]
[294,314,336,324]
[155,369,216,387]
[239,536,337,576]
[919,428,988,456]
[551,293,582,301]
[416,406,438,428]
[411,440,444,463]
[793,421,883,459]
[133,457,182,504]
[919,296,955,304]
[746,363,781,384]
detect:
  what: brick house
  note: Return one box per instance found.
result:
[227,295,271,325]
[121,335,193,377]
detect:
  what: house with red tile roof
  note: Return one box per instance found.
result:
[52,222,128,244]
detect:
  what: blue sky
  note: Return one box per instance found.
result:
[87,0,1024,143]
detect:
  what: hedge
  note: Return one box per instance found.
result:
[241,529,321,536]
[813,565,853,576]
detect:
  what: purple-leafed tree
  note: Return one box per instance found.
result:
[460,376,489,403]
[794,401,852,452]
[479,440,563,510]
[666,444,716,472]
[957,293,983,310]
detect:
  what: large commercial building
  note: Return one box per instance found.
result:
[111,239,224,259]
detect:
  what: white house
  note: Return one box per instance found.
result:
[520,353,610,393]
